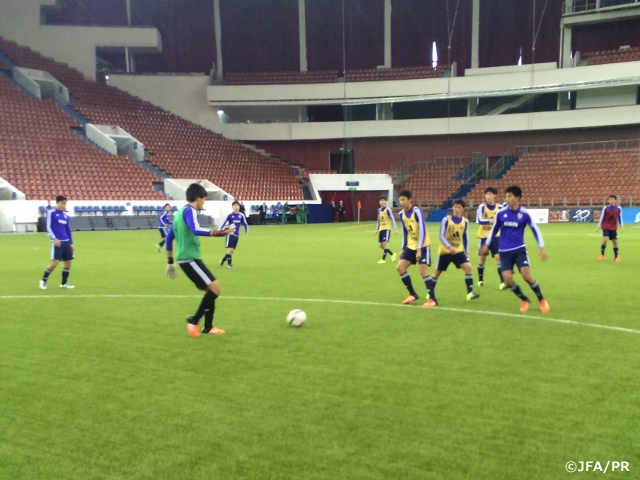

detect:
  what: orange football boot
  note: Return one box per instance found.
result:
[599,255,605,261]
[423,299,438,308]
[205,327,225,335]
[187,323,200,338]
[519,300,530,313]
[615,257,621,262]
[402,294,419,305]
[539,300,550,313]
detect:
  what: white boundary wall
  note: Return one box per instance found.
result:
[309,174,393,201]
[0,198,321,233]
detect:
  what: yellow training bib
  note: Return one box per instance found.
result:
[477,203,500,239]
[378,207,392,231]
[439,215,467,255]
[401,207,430,250]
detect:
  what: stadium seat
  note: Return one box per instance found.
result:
[0,36,302,202]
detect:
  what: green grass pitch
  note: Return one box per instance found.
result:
[1,222,639,479]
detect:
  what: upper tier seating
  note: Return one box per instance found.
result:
[585,47,640,65]
[468,148,640,206]
[0,36,303,201]
[225,70,338,85]
[224,65,446,85]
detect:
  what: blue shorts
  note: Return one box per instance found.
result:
[226,234,239,249]
[51,241,74,261]
[602,229,618,240]
[400,247,431,266]
[436,251,469,272]
[478,237,500,257]
[378,230,391,243]
[500,247,530,272]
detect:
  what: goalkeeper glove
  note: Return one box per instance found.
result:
[166,258,178,279]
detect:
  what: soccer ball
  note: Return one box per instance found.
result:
[287,309,306,327]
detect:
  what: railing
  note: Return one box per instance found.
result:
[564,0,639,15]
[411,157,470,170]
[488,138,640,179]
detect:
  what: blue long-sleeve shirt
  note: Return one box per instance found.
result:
[46,208,72,243]
[486,205,545,252]
[221,212,249,237]
[166,205,212,252]
[158,211,172,228]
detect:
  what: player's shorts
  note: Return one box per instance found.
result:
[51,241,74,262]
[226,234,239,249]
[158,227,167,238]
[436,251,469,272]
[602,229,618,240]
[499,247,530,272]
[378,230,391,243]
[478,237,500,257]
[400,247,431,266]
[179,259,216,290]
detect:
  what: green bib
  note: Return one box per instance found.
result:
[173,205,203,260]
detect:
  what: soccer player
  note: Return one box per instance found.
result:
[156,203,172,252]
[482,185,550,313]
[596,195,624,261]
[219,201,249,268]
[396,190,432,304]
[424,200,480,307]
[476,187,506,290]
[40,195,75,290]
[165,183,235,337]
[375,195,398,264]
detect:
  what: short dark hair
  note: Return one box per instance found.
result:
[378,195,387,201]
[505,185,523,198]
[55,195,67,203]
[186,183,207,202]
[484,187,498,195]
[609,194,617,199]
[164,203,171,208]
[232,201,240,207]
[398,189,412,199]
[453,199,466,208]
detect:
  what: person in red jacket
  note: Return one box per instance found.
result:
[596,195,624,262]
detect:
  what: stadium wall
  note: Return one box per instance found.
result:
[0,0,161,79]
[25,0,640,76]
[576,86,639,109]
[108,74,221,133]
[254,125,640,172]
[221,105,640,141]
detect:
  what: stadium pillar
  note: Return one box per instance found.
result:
[560,24,572,68]
[213,0,224,79]
[471,0,480,68]
[299,0,308,71]
[384,0,391,67]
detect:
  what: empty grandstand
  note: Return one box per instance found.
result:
[0,36,303,202]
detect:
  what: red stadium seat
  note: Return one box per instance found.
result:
[0,36,303,201]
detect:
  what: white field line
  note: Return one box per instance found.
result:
[1,294,639,335]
